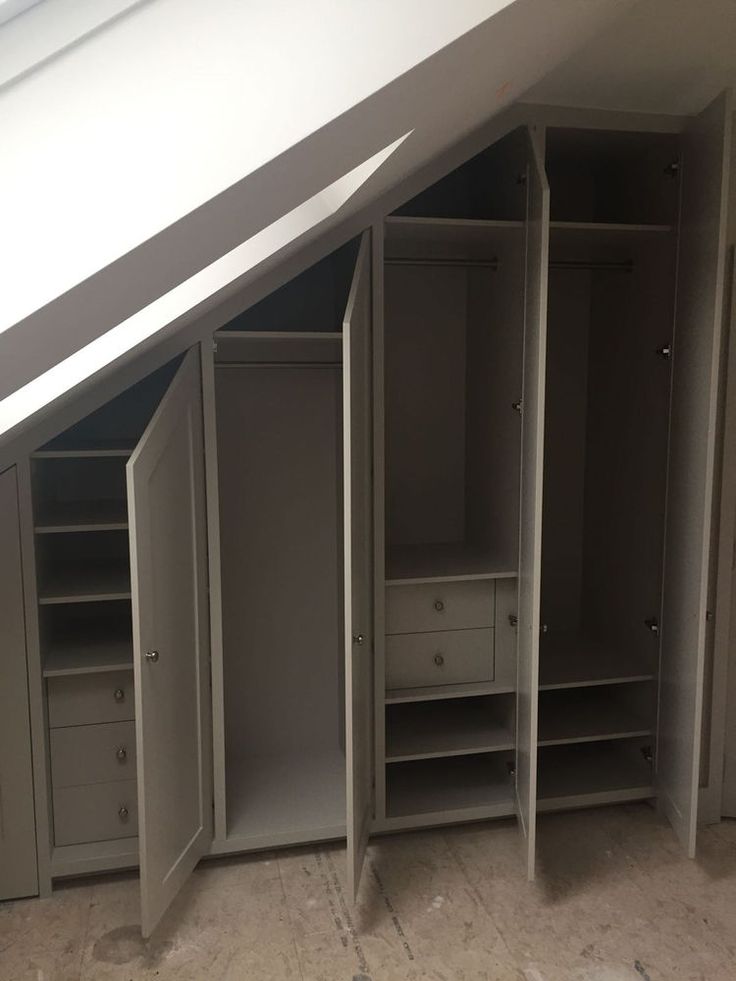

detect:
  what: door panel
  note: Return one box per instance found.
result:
[516,127,549,881]
[658,92,732,854]
[128,348,212,937]
[0,466,38,900]
[344,232,373,902]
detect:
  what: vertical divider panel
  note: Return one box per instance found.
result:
[200,340,227,845]
[516,125,549,881]
[372,222,387,824]
[658,91,733,854]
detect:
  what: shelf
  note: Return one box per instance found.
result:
[34,500,128,534]
[550,221,673,235]
[214,330,342,340]
[386,681,514,705]
[33,440,136,459]
[43,635,133,677]
[214,330,342,366]
[226,748,346,845]
[386,697,514,762]
[539,633,656,691]
[538,687,652,747]
[386,753,514,819]
[38,563,132,605]
[537,741,654,811]
[384,216,522,263]
[386,543,516,585]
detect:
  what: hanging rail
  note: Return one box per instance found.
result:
[385,256,633,272]
[549,259,633,272]
[385,257,499,269]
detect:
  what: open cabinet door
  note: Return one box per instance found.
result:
[516,127,549,881]
[658,92,733,855]
[128,347,212,937]
[344,232,373,902]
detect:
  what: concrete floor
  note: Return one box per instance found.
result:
[2,803,736,981]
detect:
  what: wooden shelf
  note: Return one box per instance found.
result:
[33,440,135,459]
[386,697,514,762]
[38,563,132,605]
[214,330,342,340]
[386,543,516,585]
[386,681,514,705]
[35,500,128,534]
[538,688,652,747]
[52,837,138,878]
[537,741,654,811]
[385,215,522,263]
[539,633,656,691]
[550,220,673,235]
[386,753,514,819]
[43,635,133,677]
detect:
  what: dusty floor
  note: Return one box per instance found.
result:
[2,803,736,981]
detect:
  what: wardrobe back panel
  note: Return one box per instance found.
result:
[217,366,343,758]
[542,269,591,632]
[580,240,674,649]
[385,265,467,546]
[465,242,524,565]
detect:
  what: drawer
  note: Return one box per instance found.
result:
[51,721,136,788]
[386,627,494,690]
[53,780,138,846]
[386,580,495,634]
[47,671,134,728]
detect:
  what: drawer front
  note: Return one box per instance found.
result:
[47,671,134,728]
[386,628,494,690]
[386,581,495,634]
[53,780,138,847]
[51,721,136,788]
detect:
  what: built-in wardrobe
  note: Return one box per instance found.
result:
[4,94,731,936]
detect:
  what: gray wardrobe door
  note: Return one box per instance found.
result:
[127,348,212,937]
[0,466,38,900]
[344,231,374,902]
[516,127,549,881]
[658,92,733,855]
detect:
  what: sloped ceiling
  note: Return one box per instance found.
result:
[526,0,736,114]
[0,0,635,451]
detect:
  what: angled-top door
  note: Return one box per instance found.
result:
[658,91,733,855]
[516,126,549,881]
[344,232,374,902]
[128,347,212,937]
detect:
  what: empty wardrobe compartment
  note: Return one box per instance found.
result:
[539,126,679,806]
[213,240,359,846]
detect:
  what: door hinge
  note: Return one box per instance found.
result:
[664,160,681,179]
[508,614,519,628]
[516,172,527,186]
[656,344,672,360]
[512,399,523,414]
[706,610,714,622]
[641,745,654,765]
[645,617,659,636]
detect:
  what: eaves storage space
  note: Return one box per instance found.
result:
[0,95,731,938]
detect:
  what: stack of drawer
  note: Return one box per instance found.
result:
[48,671,138,847]
[386,580,495,690]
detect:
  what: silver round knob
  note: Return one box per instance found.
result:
[145,650,160,662]
[434,600,445,613]
[118,805,129,821]
[434,653,445,667]
[116,746,127,762]
[352,634,365,646]
[113,688,125,702]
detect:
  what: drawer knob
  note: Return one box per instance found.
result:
[118,805,129,821]
[434,600,445,613]
[145,649,160,663]
[113,688,125,702]
[433,653,445,667]
[116,746,127,762]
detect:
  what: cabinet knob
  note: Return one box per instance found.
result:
[118,805,129,821]
[434,600,445,613]
[145,649,160,663]
[113,688,125,702]
[433,653,445,667]
[116,746,127,762]
[352,634,365,646]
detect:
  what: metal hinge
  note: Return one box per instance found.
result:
[506,761,516,777]
[508,614,519,628]
[656,344,672,360]
[645,618,659,636]
[641,746,654,765]
[517,172,527,186]
[664,161,681,179]
[706,610,714,622]
[512,399,523,414]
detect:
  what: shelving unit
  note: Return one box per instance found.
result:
[34,500,128,534]
[37,562,132,605]
[539,634,657,690]
[386,696,514,762]
[386,754,515,820]
[538,686,652,746]
[386,680,514,705]
[386,544,516,585]
[538,741,654,811]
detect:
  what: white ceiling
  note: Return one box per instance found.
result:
[526,0,736,116]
